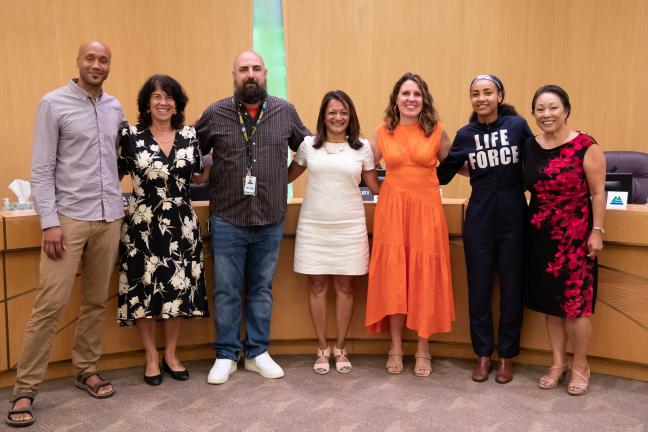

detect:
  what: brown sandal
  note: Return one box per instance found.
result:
[6,396,35,428]
[75,373,115,399]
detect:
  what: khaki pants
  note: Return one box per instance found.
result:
[13,215,122,397]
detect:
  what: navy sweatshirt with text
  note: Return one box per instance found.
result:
[437,115,533,192]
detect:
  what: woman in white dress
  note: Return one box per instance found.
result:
[288,90,381,374]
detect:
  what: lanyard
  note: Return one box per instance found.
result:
[234,98,267,172]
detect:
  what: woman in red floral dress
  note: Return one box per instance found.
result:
[523,85,606,395]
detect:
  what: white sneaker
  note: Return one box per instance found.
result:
[244,351,285,379]
[207,358,237,384]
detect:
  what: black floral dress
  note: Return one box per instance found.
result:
[523,132,598,319]
[117,123,209,325]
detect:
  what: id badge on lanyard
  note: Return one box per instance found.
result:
[243,169,257,196]
[237,98,266,197]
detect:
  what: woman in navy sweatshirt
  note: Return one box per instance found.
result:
[437,74,533,383]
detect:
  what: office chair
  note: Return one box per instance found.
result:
[604,151,648,204]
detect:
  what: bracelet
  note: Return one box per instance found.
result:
[592,226,605,235]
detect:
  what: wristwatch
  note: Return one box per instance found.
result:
[592,226,605,235]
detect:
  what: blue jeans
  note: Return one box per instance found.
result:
[210,216,284,360]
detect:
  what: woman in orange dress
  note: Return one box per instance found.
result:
[365,72,455,376]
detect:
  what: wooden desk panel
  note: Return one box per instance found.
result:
[0,211,41,250]
[0,215,5,251]
[270,238,315,339]
[600,245,648,280]
[444,199,466,237]
[598,267,648,330]
[589,302,648,364]
[421,240,471,344]
[6,275,85,367]
[283,200,301,236]
[0,216,5,368]
[5,250,42,298]
[1,201,647,384]
[604,204,648,246]
[0,245,5,370]
[0,251,4,303]
[0,304,6,371]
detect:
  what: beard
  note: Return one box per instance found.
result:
[234,79,268,104]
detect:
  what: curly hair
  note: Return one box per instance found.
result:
[384,72,438,136]
[313,90,363,150]
[137,74,188,129]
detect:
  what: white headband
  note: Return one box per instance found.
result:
[470,74,502,91]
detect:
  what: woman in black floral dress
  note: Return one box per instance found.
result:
[118,75,208,385]
[523,85,606,395]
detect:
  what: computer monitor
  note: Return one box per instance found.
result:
[605,172,633,201]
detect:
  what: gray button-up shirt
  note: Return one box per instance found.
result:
[31,80,124,229]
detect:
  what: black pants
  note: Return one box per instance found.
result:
[463,192,525,358]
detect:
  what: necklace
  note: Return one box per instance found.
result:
[324,142,346,154]
[150,128,176,145]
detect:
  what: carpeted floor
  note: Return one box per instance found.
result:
[2,356,647,431]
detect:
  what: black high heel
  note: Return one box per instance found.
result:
[163,358,189,381]
[144,363,163,386]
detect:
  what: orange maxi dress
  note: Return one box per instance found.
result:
[365,122,455,338]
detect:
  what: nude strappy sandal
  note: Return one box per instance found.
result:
[567,365,590,396]
[334,346,352,374]
[386,351,404,374]
[414,352,432,377]
[313,346,331,375]
[538,363,568,389]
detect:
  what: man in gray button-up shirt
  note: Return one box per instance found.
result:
[8,41,124,428]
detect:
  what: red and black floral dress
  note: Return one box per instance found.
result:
[523,132,598,319]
